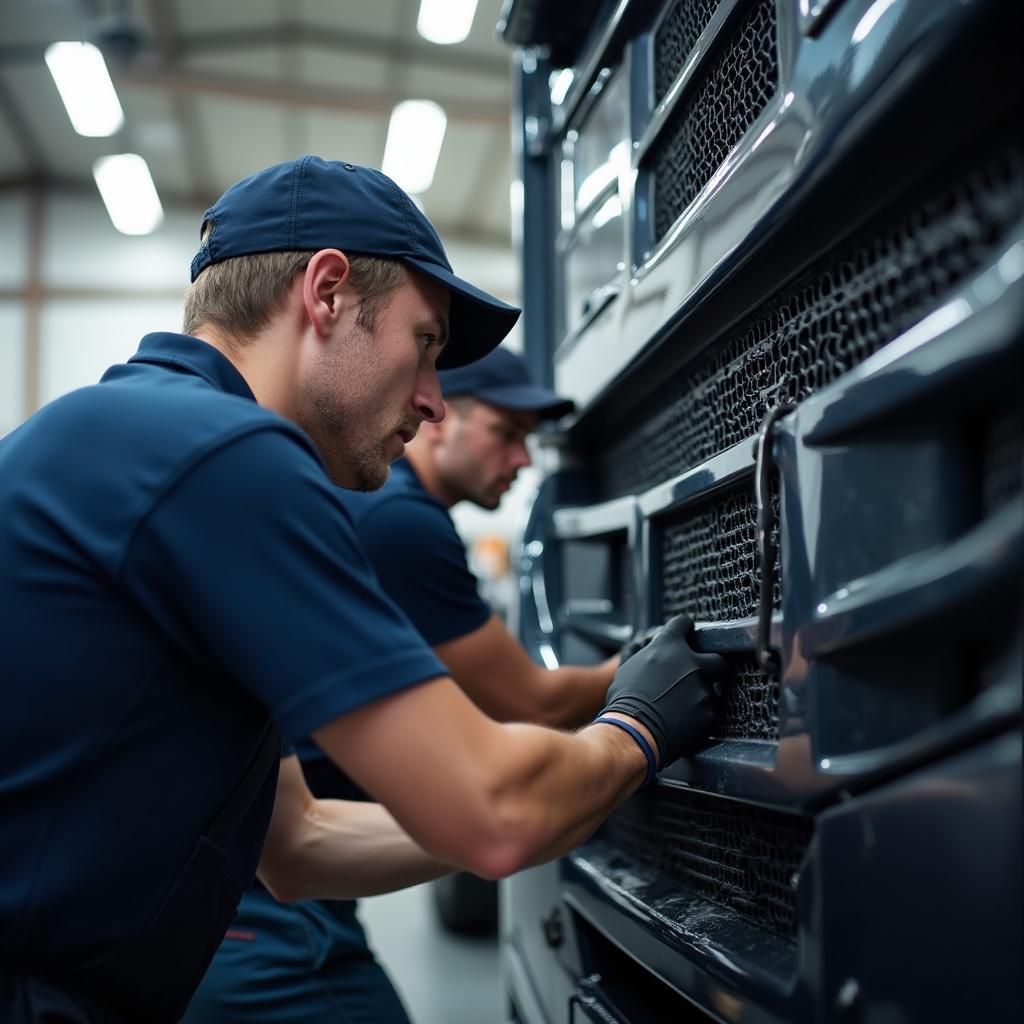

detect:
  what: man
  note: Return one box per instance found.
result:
[190,349,618,1023]
[347,346,620,725]
[0,156,722,1023]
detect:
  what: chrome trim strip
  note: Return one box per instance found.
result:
[555,178,621,251]
[634,0,746,164]
[551,0,632,133]
[553,494,636,538]
[799,0,847,36]
[638,436,757,519]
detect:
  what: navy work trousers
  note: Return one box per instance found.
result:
[183,887,411,1024]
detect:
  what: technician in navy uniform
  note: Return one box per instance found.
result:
[190,348,618,1023]
[0,156,722,1023]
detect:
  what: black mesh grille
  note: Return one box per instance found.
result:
[599,142,1024,499]
[713,651,779,741]
[660,480,779,622]
[983,403,1023,514]
[603,787,812,939]
[653,0,722,103]
[651,0,778,241]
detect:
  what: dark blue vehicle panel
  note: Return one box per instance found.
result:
[499,0,1022,1021]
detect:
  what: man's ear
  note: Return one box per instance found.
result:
[302,249,355,338]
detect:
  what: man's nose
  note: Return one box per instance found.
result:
[413,369,444,424]
[511,439,532,470]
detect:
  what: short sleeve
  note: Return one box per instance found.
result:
[119,428,448,739]
[354,493,491,646]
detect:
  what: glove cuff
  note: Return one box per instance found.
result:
[600,699,669,765]
[593,716,658,786]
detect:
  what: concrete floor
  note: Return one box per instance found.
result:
[360,882,502,1024]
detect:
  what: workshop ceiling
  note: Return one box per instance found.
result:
[0,0,517,243]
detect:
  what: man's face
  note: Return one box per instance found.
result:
[297,270,449,490]
[436,400,539,509]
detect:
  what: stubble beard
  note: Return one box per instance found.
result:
[295,340,389,492]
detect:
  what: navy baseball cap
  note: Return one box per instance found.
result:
[439,346,575,420]
[189,156,520,369]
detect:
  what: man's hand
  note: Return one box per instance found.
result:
[617,626,659,666]
[602,616,728,765]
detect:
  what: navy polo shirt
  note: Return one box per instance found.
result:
[293,459,489,799]
[337,459,492,645]
[0,334,446,987]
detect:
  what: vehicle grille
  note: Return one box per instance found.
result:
[653,0,722,103]
[983,403,1023,514]
[651,0,778,241]
[603,786,812,940]
[660,480,780,623]
[598,141,1024,500]
[713,651,780,741]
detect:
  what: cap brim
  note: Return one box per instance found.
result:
[471,383,575,420]
[405,257,521,369]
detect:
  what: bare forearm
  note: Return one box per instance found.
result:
[537,657,617,727]
[260,798,453,903]
[434,616,617,728]
[478,717,648,871]
[314,679,654,882]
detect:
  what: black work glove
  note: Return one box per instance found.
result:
[603,615,729,765]
[617,626,659,666]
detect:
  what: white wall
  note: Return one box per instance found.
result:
[42,194,198,291]
[0,189,197,439]
[39,299,187,405]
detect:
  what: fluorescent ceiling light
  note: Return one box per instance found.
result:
[417,0,479,45]
[92,154,164,235]
[45,41,124,137]
[382,100,447,195]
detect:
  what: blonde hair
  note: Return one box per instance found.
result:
[182,249,408,342]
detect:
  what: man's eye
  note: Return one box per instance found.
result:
[420,334,437,350]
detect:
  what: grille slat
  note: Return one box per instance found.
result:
[653,0,722,103]
[599,143,1024,500]
[604,787,812,940]
[651,0,778,241]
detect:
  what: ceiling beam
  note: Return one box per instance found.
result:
[175,22,509,79]
[0,25,510,80]
[0,175,512,246]
[113,65,510,127]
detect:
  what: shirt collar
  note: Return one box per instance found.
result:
[128,333,256,401]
